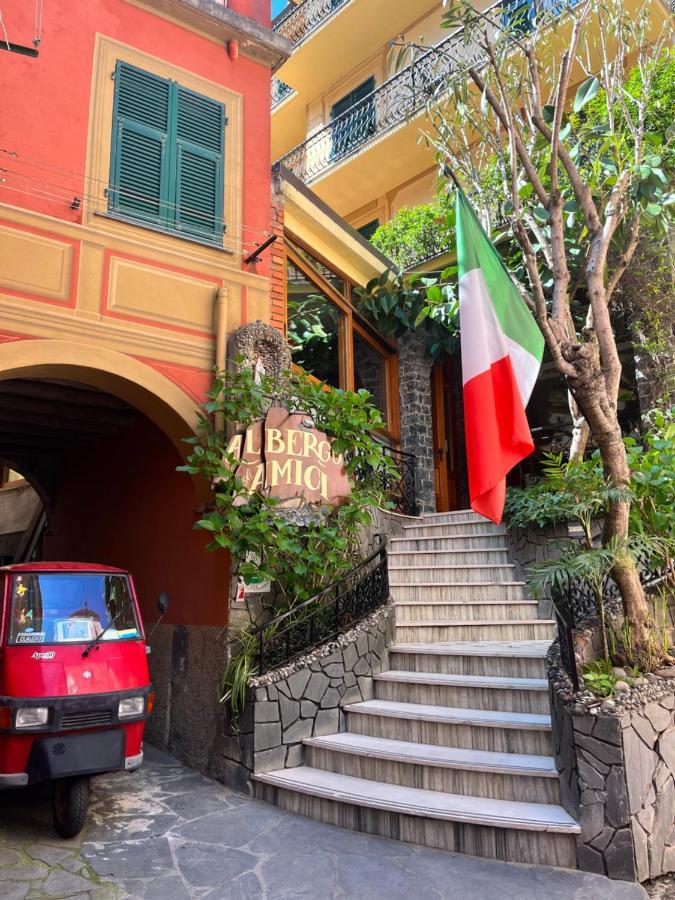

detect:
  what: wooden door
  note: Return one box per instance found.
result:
[431,360,459,512]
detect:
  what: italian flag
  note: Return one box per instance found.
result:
[456,189,544,524]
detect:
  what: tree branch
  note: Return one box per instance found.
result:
[468,66,550,208]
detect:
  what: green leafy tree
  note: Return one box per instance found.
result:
[415,0,673,649]
[353,268,459,360]
[370,201,455,269]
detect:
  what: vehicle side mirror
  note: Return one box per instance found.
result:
[157,592,170,615]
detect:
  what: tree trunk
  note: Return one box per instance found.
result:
[568,399,590,461]
[571,383,651,651]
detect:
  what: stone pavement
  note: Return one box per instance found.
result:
[0,746,650,899]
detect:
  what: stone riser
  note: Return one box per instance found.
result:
[389,651,547,680]
[390,566,516,584]
[391,584,527,602]
[305,746,561,804]
[421,511,495,525]
[255,784,577,869]
[374,681,551,715]
[403,522,507,537]
[394,602,539,622]
[389,550,511,566]
[391,535,509,552]
[346,712,553,755]
[394,623,556,642]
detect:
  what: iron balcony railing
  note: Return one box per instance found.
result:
[274,0,349,48]
[254,535,389,673]
[277,2,502,183]
[272,78,294,109]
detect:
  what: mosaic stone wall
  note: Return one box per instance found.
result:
[550,654,675,881]
[249,603,395,774]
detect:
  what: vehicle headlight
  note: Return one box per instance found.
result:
[15,707,49,728]
[118,696,145,719]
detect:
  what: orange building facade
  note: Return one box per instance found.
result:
[0,0,289,764]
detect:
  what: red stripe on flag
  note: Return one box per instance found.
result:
[463,354,534,524]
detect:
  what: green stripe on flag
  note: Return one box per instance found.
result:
[456,190,544,362]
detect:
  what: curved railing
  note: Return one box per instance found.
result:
[274,0,349,48]
[553,553,674,691]
[254,535,389,673]
[272,78,294,109]
[278,3,500,182]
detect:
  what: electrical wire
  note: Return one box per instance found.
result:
[0,149,274,239]
[33,0,43,49]
[0,165,269,238]
[0,181,275,256]
[0,9,11,51]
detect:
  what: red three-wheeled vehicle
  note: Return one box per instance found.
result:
[0,562,162,837]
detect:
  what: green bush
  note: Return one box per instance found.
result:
[371,202,454,269]
[505,411,675,542]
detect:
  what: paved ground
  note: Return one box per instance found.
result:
[0,746,652,899]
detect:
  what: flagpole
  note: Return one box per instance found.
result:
[442,163,462,192]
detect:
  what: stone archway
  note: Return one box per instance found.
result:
[0,339,200,454]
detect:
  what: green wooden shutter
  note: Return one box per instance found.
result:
[174,87,225,241]
[109,62,171,226]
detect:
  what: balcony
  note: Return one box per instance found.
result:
[272,77,295,108]
[274,0,349,49]
[277,9,494,185]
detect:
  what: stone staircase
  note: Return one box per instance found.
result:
[254,510,580,867]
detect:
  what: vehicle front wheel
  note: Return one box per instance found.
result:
[52,776,90,838]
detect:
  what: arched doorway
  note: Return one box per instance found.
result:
[0,342,232,770]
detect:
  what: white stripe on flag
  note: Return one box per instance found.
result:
[459,267,541,406]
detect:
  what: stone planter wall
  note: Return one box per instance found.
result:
[145,510,404,790]
[549,645,675,882]
[249,602,395,774]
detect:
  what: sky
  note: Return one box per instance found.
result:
[271,0,289,16]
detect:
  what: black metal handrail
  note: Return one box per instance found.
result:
[373,441,417,517]
[274,0,349,48]
[553,553,674,691]
[277,1,503,182]
[254,535,389,673]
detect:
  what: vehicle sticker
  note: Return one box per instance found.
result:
[16,632,46,644]
[15,583,27,597]
[31,650,55,660]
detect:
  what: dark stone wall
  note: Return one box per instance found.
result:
[397,332,436,514]
[549,648,675,882]
[249,603,395,774]
[145,624,245,785]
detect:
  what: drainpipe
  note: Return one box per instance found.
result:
[214,286,229,434]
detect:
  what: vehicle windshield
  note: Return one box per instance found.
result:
[9,573,140,645]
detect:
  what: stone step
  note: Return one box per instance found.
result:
[344,700,553,755]
[394,599,540,622]
[389,564,518,585]
[390,534,510,552]
[390,583,528,602]
[389,549,511,566]
[421,509,491,524]
[374,670,550,714]
[389,641,549,679]
[253,768,578,867]
[304,732,561,803]
[402,522,507,538]
[394,620,556,643]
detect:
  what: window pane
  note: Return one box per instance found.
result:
[10,574,140,645]
[288,241,346,296]
[353,332,387,423]
[287,260,342,388]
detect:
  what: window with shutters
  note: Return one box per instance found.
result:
[108,62,226,245]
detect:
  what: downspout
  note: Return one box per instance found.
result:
[214,285,229,434]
